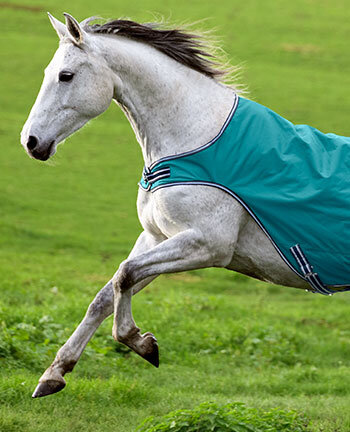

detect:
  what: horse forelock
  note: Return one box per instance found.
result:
[83,18,238,84]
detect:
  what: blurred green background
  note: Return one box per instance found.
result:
[1,0,350,431]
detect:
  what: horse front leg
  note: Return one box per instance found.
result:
[32,276,157,398]
[32,280,114,398]
[32,233,160,398]
[112,228,224,367]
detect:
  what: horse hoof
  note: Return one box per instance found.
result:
[32,379,66,398]
[142,345,159,367]
[140,333,159,368]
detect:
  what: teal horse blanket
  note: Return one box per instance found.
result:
[140,94,350,294]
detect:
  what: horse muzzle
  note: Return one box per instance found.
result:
[22,133,55,161]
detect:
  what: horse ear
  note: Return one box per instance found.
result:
[48,12,67,39]
[63,13,84,45]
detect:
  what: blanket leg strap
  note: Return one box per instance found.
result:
[290,244,334,296]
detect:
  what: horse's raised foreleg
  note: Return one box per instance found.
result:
[112,228,225,367]
[32,280,114,398]
[32,275,156,398]
[32,233,160,398]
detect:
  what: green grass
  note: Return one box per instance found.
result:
[136,402,311,431]
[1,0,350,430]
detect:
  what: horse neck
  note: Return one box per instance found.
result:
[95,35,235,166]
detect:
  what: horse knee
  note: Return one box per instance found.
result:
[112,261,135,292]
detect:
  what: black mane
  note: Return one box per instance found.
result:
[86,19,225,80]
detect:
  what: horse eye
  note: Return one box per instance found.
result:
[59,71,74,82]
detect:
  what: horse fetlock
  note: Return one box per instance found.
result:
[115,325,141,344]
[55,350,78,374]
[62,359,77,373]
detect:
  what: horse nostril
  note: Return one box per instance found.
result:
[27,135,38,151]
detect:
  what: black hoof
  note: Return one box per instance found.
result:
[141,342,159,368]
[32,379,66,398]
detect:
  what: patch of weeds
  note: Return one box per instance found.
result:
[242,327,302,366]
[294,365,320,383]
[0,311,68,370]
[185,325,302,367]
[0,304,132,371]
[136,401,311,432]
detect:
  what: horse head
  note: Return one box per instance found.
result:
[21,13,114,161]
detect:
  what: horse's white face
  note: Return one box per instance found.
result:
[21,13,114,161]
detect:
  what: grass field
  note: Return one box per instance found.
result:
[1,0,350,430]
